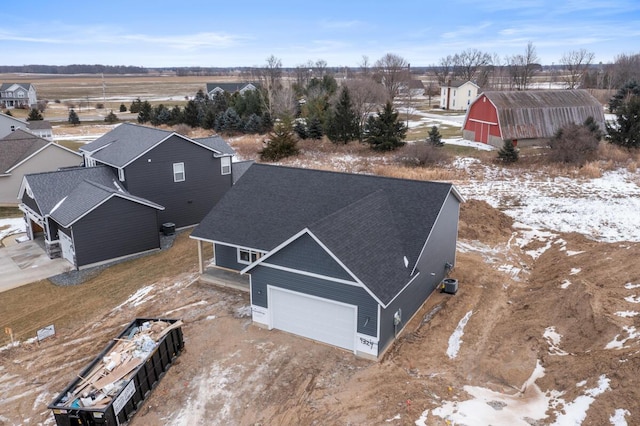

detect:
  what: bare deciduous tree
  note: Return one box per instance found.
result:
[453,48,493,82]
[359,55,370,76]
[434,55,455,85]
[374,53,409,101]
[560,49,595,89]
[507,42,540,90]
[260,55,283,116]
[343,78,387,139]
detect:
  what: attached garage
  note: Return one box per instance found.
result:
[269,286,357,351]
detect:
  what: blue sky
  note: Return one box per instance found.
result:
[1,0,639,68]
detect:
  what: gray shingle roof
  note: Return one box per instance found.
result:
[191,164,458,305]
[50,179,163,227]
[81,123,233,168]
[193,136,235,155]
[0,83,33,91]
[481,89,605,140]
[205,82,260,93]
[25,120,52,130]
[0,129,49,173]
[231,160,254,184]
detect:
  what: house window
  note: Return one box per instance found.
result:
[173,162,185,182]
[221,156,231,175]
[118,168,125,182]
[10,125,15,132]
[453,99,456,107]
[468,89,471,96]
[453,90,456,96]
[237,248,262,265]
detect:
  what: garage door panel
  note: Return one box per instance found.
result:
[270,287,355,351]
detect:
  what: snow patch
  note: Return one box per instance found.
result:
[0,218,26,241]
[624,283,640,289]
[615,311,640,318]
[446,310,472,359]
[569,268,581,275]
[610,409,630,426]
[114,285,155,310]
[605,326,640,349]
[624,295,640,304]
[560,280,571,289]
[544,327,569,356]
[551,375,610,425]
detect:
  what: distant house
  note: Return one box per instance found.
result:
[440,80,479,111]
[191,164,464,359]
[0,129,81,206]
[205,82,259,98]
[25,120,53,141]
[462,89,605,147]
[79,123,235,228]
[0,112,29,138]
[0,83,38,109]
[19,167,164,269]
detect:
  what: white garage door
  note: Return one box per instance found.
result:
[269,287,356,352]
[59,231,75,265]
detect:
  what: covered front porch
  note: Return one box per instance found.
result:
[195,239,249,292]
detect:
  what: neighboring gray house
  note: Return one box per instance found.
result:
[0,129,81,206]
[0,83,38,109]
[80,123,235,228]
[0,112,29,138]
[19,167,163,269]
[205,82,259,98]
[191,164,464,359]
[25,120,54,141]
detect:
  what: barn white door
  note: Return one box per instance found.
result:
[269,287,356,352]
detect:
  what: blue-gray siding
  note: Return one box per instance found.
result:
[378,192,460,354]
[119,134,232,228]
[21,192,40,215]
[68,196,161,267]
[251,266,378,337]
[214,243,246,271]
[265,233,354,281]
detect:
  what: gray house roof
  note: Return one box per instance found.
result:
[81,123,233,168]
[205,82,260,94]
[23,166,162,222]
[193,136,236,156]
[231,160,254,184]
[50,179,164,227]
[191,164,461,305]
[25,120,52,131]
[0,83,34,91]
[0,129,49,173]
[480,89,605,140]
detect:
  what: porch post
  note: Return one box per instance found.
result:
[197,240,203,274]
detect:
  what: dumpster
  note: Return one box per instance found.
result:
[48,318,184,426]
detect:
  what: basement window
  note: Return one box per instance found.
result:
[237,248,262,265]
[173,162,185,182]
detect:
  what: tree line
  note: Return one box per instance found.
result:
[0,64,147,74]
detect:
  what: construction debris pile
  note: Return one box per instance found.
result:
[57,319,183,410]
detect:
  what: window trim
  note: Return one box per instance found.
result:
[221,156,231,175]
[237,248,262,265]
[118,168,125,182]
[173,162,185,182]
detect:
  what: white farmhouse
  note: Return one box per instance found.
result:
[440,80,479,111]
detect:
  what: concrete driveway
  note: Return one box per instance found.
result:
[0,238,72,293]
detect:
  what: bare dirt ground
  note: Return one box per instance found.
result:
[1,199,638,425]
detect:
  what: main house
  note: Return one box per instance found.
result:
[205,82,259,98]
[440,80,479,111]
[0,129,81,206]
[0,83,37,109]
[79,123,235,228]
[19,123,235,269]
[462,89,605,147]
[191,164,464,359]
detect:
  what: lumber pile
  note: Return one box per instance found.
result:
[58,319,183,409]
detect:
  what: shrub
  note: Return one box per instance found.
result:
[497,139,519,163]
[95,103,105,109]
[260,119,299,161]
[548,123,599,165]
[427,125,444,147]
[398,142,450,166]
[119,104,127,112]
[104,111,119,123]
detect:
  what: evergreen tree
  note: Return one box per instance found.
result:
[583,116,603,140]
[607,96,640,149]
[202,109,217,130]
[294,119,308,139]
[151,104,171,125]
[104,110,119,123]
[609,80,640,113]
[261,111,274,132]
[169,106,183,125]
[326,87,359,144]
[68,109,80,126]
[119,103,127,112]
[182,100,200,127]
[137,101,152,124]
[221,107,242,133]
[497,139,519,163]
[129,98,143,113]
[428,125,444,147]
[307,116,324,140]
[260,118,299,161]
[363,102,407,151]
[244,113,262,133]
[27,108,43,121]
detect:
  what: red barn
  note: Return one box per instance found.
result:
[463,90,605,147]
